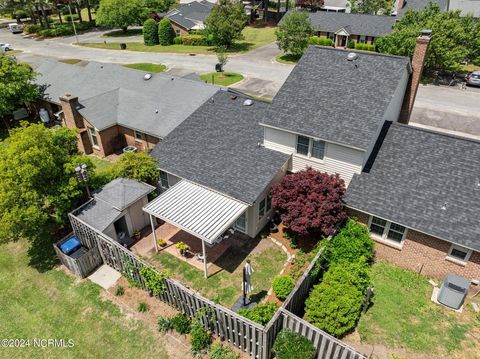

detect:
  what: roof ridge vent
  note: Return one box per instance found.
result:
[441,201,448,210]
[347,52,358,61]
[243,99,253,106]
[144,73,152,80]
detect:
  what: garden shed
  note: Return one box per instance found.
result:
[72,178,155,247]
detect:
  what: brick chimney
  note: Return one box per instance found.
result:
[399,29,432,124]
[59,93,84,129]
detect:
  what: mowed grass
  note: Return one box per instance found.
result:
[88,155,115,176]
[81,26,277,54]
[275,53,300,65]
[152,240,286,307]
[199,72,244,86]
[357,261,474,356]
[0,240,168,359]
[123,63,166,73]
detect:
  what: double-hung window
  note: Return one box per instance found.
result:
[258,198,266,220]
[359,35,367,44]
[447,244,472,263]
[266,194,272,212]
[296,135,326,160]
[89,127,99,147]
[368,216,407,246]
[159,171,169,189]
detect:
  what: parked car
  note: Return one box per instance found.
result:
[0,43,12,53]
[466,71,480,87]
[8,23,23,34]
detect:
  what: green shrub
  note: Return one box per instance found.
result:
[171,313,191,334]
[308,36,334,47]
[64,14,79,21]
[158,18,175,46]
[139,266,168,296]
[322,218,374,267]
[24,24,43,34]
[347,39,355,49]
[304,263,368,337]
[209,342,239,359]
[181,34,207,46]
[14,10,28,19]
[157,315,172,332]
[143,18,159,46]
[190,321,212,354]
[138,302,149,312]
[237,303,278,325]
[272,275,294,300]
[173,36,182,44]
[115,286,125,296]
[272,328,316,359]
[355,43,375,52]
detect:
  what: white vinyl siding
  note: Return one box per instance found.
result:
[264,127,364,186]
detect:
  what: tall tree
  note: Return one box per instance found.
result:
[96,0,145,32]
[204,0,247,48]
[375,3,476,72]
[275,10,314,58]
[0,124,92,243]
[348,0,387,14]
[0,57,39,122]
[296,0,325,12]
[111,152,159,186]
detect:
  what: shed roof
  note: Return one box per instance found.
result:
[260,46,411,151]
[36,61,218,138]
[345,123,480,252]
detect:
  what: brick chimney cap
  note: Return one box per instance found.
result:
[420,29,432,37]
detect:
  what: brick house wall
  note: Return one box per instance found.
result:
[119,126,160,153]
[170,22,189,37]
[347,208,480,282]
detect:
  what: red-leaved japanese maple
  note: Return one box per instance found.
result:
[271,168,346,236]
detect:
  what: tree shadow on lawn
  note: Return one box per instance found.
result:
[212,236,262,274]
[102,28,143,37]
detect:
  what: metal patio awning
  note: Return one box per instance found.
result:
[143,180,248,245]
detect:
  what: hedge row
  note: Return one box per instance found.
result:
[308,36,334,47]
[355,42,376,52]
[304,219,374,338]
[27,21,95,37]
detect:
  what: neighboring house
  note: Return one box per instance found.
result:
[73,178,155,247]
[158,1,214,36]
[344,123,480,281]
[392,0,448,14]
[35,61,218,157]
[305,11,396,46]
[320,0,350,12]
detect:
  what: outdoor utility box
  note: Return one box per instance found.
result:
[58,235,81,255]
[437,273,470,310]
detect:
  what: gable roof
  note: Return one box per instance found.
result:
[164,1,213,30]
[345,123,480,252]
[305,11,396,37]
[150,90,290,204]
[36,61,218,138]
[74,178,155,231]
[259,46,411,151]
[395,0,448,14]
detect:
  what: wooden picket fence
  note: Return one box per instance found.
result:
[68,212,367,359]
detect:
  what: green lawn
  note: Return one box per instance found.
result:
[357,262,475,356]
[123,63,166,73]
[81,26,277,55]
[0,240,169,359]
[102,28,143,38]
[151,241,286,307]
[199,72,244,86]
[89,155,115,176]
[275,53,300,65]
[460,63,480,72]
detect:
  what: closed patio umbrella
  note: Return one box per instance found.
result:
[242,260,254,305]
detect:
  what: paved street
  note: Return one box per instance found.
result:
[2,27,480,137]
[0,28,291,97]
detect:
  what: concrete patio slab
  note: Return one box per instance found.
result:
[88,264,121,289]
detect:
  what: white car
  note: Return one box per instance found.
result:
[0,43,12,52]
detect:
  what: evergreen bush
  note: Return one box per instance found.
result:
[272,275,294,300]
[272,329,316,359]
[158,18,175,45]
[143,18,159,45]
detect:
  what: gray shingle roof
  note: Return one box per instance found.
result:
[306,11,396,37]
[345,123,480,252]
[74,178,155,231]
[36,61,218,138]
[165,1,213,30]
[447,0,480,17]
[396,0,448,13]
[260,46,411,151]
[150,90,290,204]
